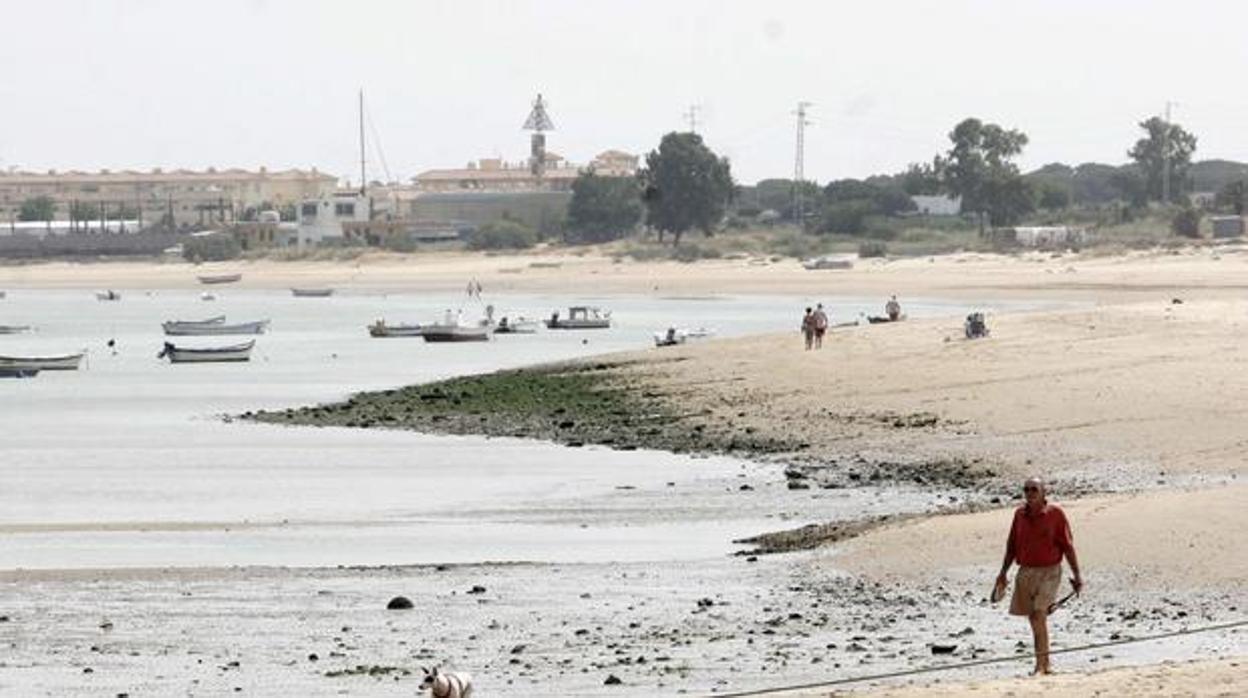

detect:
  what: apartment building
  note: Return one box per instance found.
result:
[0,167,338,229]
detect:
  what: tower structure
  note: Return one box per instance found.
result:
[793,101,813,226]
[523,94,555,178]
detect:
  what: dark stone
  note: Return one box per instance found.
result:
[930,644,957,655]
[467,585,487,595]
[386,596,414,610]
[603,674,623,685]
[308,653,319,661]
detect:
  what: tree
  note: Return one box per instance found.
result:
[900,162,942,195]
[1171,206,1201,238]
[465,220,538,250]
[1128,116,1197,203]
[639,132,734,245]
[935,118,1033,231]
[565,170,644,244]
[814,179,915,236]
[18,196,56,222]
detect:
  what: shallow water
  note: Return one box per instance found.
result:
[0,289,1038,570]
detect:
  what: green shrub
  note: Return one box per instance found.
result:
[465,220,539,250]
[857,240,889,258]
[183,233,242,262]
[672,243,723,263]
[1171,207,1201,238]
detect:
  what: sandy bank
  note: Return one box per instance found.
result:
[4,244,1248,299]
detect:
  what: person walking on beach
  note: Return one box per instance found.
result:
[995,477,1083,676]
[812,303,829,349]
[801,307,815,350]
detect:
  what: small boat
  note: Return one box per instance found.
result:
[494,316,540,334]
[653,327,717,347]
[201,291,217,301]
[368,320,423,338]
[95,290,122,301]
[545,306,611,330]
[0,351,85,371]
[421,310,491,342]
[158,340,255,363]
[292,288,334,297]
[162,319,269,336]
[802,256,854,271]
[0,325,32,334]
[197,273,242,285]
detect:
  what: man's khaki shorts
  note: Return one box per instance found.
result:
[1010,564,1061,616]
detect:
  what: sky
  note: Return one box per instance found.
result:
[1,0,1246,186]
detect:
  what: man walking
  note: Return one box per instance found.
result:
[812,303,829,349]
[996,477,1083,675]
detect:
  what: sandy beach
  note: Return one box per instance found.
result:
[2,246,1246,696]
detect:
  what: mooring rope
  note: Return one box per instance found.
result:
[710,618,1247,697]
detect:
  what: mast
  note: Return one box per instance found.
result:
[358,89,367,196]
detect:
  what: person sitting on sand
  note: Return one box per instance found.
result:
[885,295,901,321]
[996,477,1083,676]
[812,303,829,349]
[801,307,815,350]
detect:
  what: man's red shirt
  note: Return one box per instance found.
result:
[1009,503,1073,567]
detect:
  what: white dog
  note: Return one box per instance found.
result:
[420,666,473,698]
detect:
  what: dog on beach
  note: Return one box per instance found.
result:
[420,666,473,698]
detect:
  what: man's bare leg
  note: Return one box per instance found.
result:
[1028,610,1051,674]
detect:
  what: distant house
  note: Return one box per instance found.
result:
[991,226,1091,248]
[909,195,961,216]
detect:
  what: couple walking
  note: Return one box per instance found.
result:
[801,303,829,350]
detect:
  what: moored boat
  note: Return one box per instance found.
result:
[545,306,611,329]
[494,316,539,334]
[292,288,334,297]
[653,327,717,347]
[162,319,269,336]
[0,324,33,334]
[158,340,255,363]
[0,351,85,371]
[95,290,121,301]
[368,320,423,338]
[421,310,491,342]
[197,273,242,285]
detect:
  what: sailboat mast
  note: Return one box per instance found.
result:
[358,89,366,196]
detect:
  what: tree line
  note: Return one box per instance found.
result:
[563,113,1245,245]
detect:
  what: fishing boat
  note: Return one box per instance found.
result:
[421,310,491,342]
[368,320,423,338]
[95,290,122,301]
[197,273,242,285]
[162,318,269,336]
[0,324,32,334]
[0,351,85,371]
[292,288,334,297]
[494,316,539,334]
[158,340,255,363]
[545,306,611,329]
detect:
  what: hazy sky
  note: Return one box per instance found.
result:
[2,0,1245,185]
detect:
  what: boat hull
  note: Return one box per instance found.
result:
[159,340,254,363]
[369,323,423,338]
[545,320,611,329]
[197,273,242,285]
[0,352,85,371]
[163,320,269,336]
[292,288,334,297]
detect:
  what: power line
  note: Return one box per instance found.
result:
[710,618,1247,698]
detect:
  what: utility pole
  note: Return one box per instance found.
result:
[793,101,813,228]
[683,104,701,134]
[1162,101,1175,205]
